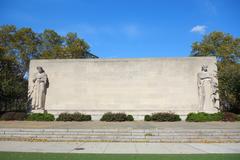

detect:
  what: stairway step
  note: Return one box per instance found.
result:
[1,128,240,143]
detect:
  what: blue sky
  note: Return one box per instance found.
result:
[1,0,239,58]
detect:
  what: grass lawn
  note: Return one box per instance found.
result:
[0,152,240,160]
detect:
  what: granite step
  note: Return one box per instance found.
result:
[0,128,240,143]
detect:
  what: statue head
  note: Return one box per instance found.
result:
[36,66,44,73]
[201,65,208,72]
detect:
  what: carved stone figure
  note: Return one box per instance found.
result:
[29,66,49,110]
[197,65,218,111]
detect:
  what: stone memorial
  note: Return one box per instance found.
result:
[28,57,219,119]
[28,66,49,113]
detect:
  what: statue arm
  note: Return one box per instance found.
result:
[197,74,201,88]
[32,74,37,83]
[41,74,48,84]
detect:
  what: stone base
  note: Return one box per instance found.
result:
[46,110,190,121]
[31,109,45,114]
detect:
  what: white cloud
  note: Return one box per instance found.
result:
[122,24,140,37]
[191,25,207,34]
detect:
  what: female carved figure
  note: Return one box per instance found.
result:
[197,65,217,111]
[29,66,48,110]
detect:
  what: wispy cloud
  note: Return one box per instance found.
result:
[190,25,207,34]
[76,24,97,35]
[58,23,142,38]
[122,24,140,37]
[205,0,217,15]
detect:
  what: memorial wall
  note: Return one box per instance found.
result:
[28,57,219,120]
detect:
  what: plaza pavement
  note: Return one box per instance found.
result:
[0,141,240,154]
[0,121,240,154]
[0,121,240,129]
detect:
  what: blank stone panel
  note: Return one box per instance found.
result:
[28,57,219,119]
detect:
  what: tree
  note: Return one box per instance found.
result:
[0,51,27,111]
[191,32,240,113]
[14,27,41,73]
[39,29,63,59]
[63,33,90,58]
[38,31,90,59]
[0,24,96,112]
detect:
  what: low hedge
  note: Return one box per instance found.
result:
[144,113,181,122]
[27,113,55,121]
[126,115,134,121]
[186,112,240,122]
[56,113,73,121]
[100,112,134,122]
[0,112,27,121]
[144,115,152,121]
[56,112,91,121]
[222,112,239,122]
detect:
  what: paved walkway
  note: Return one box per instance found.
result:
[0,141,240,154]
[0,121,240,129]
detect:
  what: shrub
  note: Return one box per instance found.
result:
[56,112,91,121]
[27,113,55,121]
[85,115,92,121]
[100,112,134,122]
[72,112,83,121]
[0,112,15,120]
[222,112,239,122]
[211,112,224,121]
[126,115,134,121]
[14,112,27,120]
[144,115,152,121]
[144,113,181,122]
[150,113,181,122]
[72,112,91,121]
[114,113,127,122]
[186,112,223,122]
[56,113,73,121]
[0,112,27,121]
[100,112,115,121]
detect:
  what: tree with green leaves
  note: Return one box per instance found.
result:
[191,32,240,113]
[0,25,40,73]
[0,24,96,112]
[0,51,28,111]
[40,31,90,59]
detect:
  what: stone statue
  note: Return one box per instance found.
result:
[197,65,218,111]
[28,66,49,110]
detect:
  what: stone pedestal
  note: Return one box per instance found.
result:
[31,109,45,114]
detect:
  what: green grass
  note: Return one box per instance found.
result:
[0,152,240,160]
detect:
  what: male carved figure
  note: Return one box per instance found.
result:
[197,65,217,111]
[29,66,48,110]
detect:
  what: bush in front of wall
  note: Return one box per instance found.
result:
[144,113,181,121]
[100,112,134,122]
[56,113,73,121]
[150,112,181,122]
[100,112,115,121]
[0,112,27,121]
[222,112,239,122]
[27,113,55,121]
[56,112,91,121]
[72,112,91,121]
[114,113,127,121]
[144,115,152,121]
[186,112,223,122]
[126,115,134,121]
